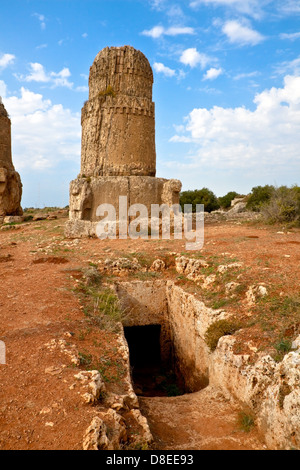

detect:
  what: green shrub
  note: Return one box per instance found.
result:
[273,338,293,362]
[205,318,241,351]
[218,191,240,209]
[180,188,220,213]
[261,185,300,225]
[246,185,275,212]
[78,352,93,368]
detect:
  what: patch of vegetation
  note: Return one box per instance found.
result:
[24,206,61,214]
[83,266,102,286]
[99,85,116,98]
[261,185,300,226]
[238,411,255,433]
[74,268,127,332]
[246,185,275,212]
[248,293,300,357]
[273,339,293,363]
[218,191,241,209]
[133,271,161,281]
[210,298,231,310]
[97,356,126,383]
[180,188,220,213]
[205,318,241,351]
[245,184,300,226]
[253,294,300,346]
[86,288,125,332]
[78,351,93,368]
[126,251,155,268]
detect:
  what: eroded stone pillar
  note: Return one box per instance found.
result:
[81,46,156,178]
[66,46,181,238]
[0,98,23,219]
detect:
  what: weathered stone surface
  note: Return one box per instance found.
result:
[150,259,166,272]
[66,46,182,238]
[3,216,24,224]
[0,98,22,217]
[74,370,106,404]
[209,335,300,449]
[81,46,156,177]
[114,279,299,448]
[68,175,181,224]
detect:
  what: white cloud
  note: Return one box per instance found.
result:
[167,5,185,18]
[279,1,300,14]
[2,86,80,171]
[50,67,73,89]
[18,63,74,89]
[153,62,176,77]
[189,0,265,19]
[170,75,300,175]
[33,13,46,30]
[142,25,195,38]
[203,67,223,80]
[36,44,48,50]
[180,48,214,68]
[222,20,265,45]
[274,56,300,76]
[234,71,260,80]
[0,53,15,69]
[280,31,300,40]
[142,26,165,38]
[22,63,49,83]
[149,0,167,11]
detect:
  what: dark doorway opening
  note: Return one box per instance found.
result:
[124,325,185,397]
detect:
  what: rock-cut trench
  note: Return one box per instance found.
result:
[116,280,266,450]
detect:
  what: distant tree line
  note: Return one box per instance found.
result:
[179,188,242,213]
[180,184,300,226]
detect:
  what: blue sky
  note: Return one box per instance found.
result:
[0,0,300,208]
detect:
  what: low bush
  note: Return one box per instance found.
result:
[273,338,293,363]
[246,185,275,212]
[205,318,241,351]
[261,185,300,226]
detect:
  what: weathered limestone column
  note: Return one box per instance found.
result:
[0,98,23,219]
[81,46,156,177]
[66,46,181,238]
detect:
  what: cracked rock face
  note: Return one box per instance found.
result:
[0,98,23,218]
[81,46,156,178]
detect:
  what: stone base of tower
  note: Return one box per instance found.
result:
[0,167,23,220]
[65,175,182,238]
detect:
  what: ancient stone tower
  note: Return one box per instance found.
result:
[66,46,181,237]
[0,98,23,220]
[81,46,156,178]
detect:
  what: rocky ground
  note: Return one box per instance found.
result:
[0,209,299,450]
